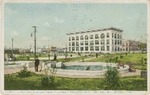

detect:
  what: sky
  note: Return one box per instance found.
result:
[4,3,147,49]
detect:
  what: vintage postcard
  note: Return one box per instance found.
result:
[0,0,149,95]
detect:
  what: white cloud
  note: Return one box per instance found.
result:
[54,17,64,23]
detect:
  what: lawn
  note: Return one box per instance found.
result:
[86,53,147,70]
[5,73,147,90]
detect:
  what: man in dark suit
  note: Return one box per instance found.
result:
[35,56,40,72]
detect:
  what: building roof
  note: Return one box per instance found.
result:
[66,27,123,35]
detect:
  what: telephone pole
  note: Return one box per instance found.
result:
[32,26,37,60]
[11,38,14,59]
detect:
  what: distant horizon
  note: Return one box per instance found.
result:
[4,3,147,49]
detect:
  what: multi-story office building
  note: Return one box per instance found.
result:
[67,27,123,53]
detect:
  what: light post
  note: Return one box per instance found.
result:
[11,38,14,60]
[48,39,50,60]
[32,26,37,61]
[65,44,68,59]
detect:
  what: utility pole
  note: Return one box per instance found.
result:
[65,44,67,59]
[48,39,50,60]
[11,38,14,59]
[32,26,37,61]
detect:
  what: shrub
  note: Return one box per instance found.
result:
[144,58,147,64]
[17,69,31,77]
[41,66,57,87]
[115,57,118,63]
[41,76,54,86]
[17,65,32,77]
[120,55,123,59]
[104,67,121,90]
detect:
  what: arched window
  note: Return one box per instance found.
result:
[101,33,105,39]
[107,33,109,38]
[80,35,84,40]
[85,35,88,40]
[90,35,93,39]
[95,34,99,39]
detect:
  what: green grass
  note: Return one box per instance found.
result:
[86,53,147,70]
[5,73,147,90]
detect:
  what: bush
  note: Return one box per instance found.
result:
[104,67,121,90]
[17,69,32,77]
[41,76,54,86]
[120,55,123,59]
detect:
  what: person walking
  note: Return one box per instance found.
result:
[35,56,40,72]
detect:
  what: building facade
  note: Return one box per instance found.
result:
[122,40,140,52]
[67,27,123,53]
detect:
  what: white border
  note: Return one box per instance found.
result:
[0,0,149,95]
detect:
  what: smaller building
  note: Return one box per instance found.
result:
[122,40,140,52]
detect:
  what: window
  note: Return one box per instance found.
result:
[72,47,75,51]
[72,37,75,41]
[118,40,119,44]
[72,42,75,46]
[107,40,109,44]
[85,41,88,45]
[95,46,99,51]
[90,35,93,39]
[80,35,84,40]
[69,47,71,51]
[76,47,79,51]
[115,40,117,45]
[85,47,88,51]
[107,46,109,51]
[80,47,84,51]
[115,46,117,51]
[117,34,119,39]
[107,33,109,38]
[76,42,79,46]
[85,35,88,40]
[101,33,105,39]
[112,40,114,44]
[95,40,99,45]
[120,35,122,39]
[90,46,94,51]
[101,40,105,45]
[80,41,84,45]
[95,34,99,39]
[69,42,71,46]
[118,47,120,51]
[101,46,105,51]
[115,34,117,38]
[120,40,122,44]
[69,37,71,41]
[76,36,79,40]
[90,41,94,45]
[112,33,114,38]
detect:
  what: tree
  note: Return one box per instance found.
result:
[104,67,121,90]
